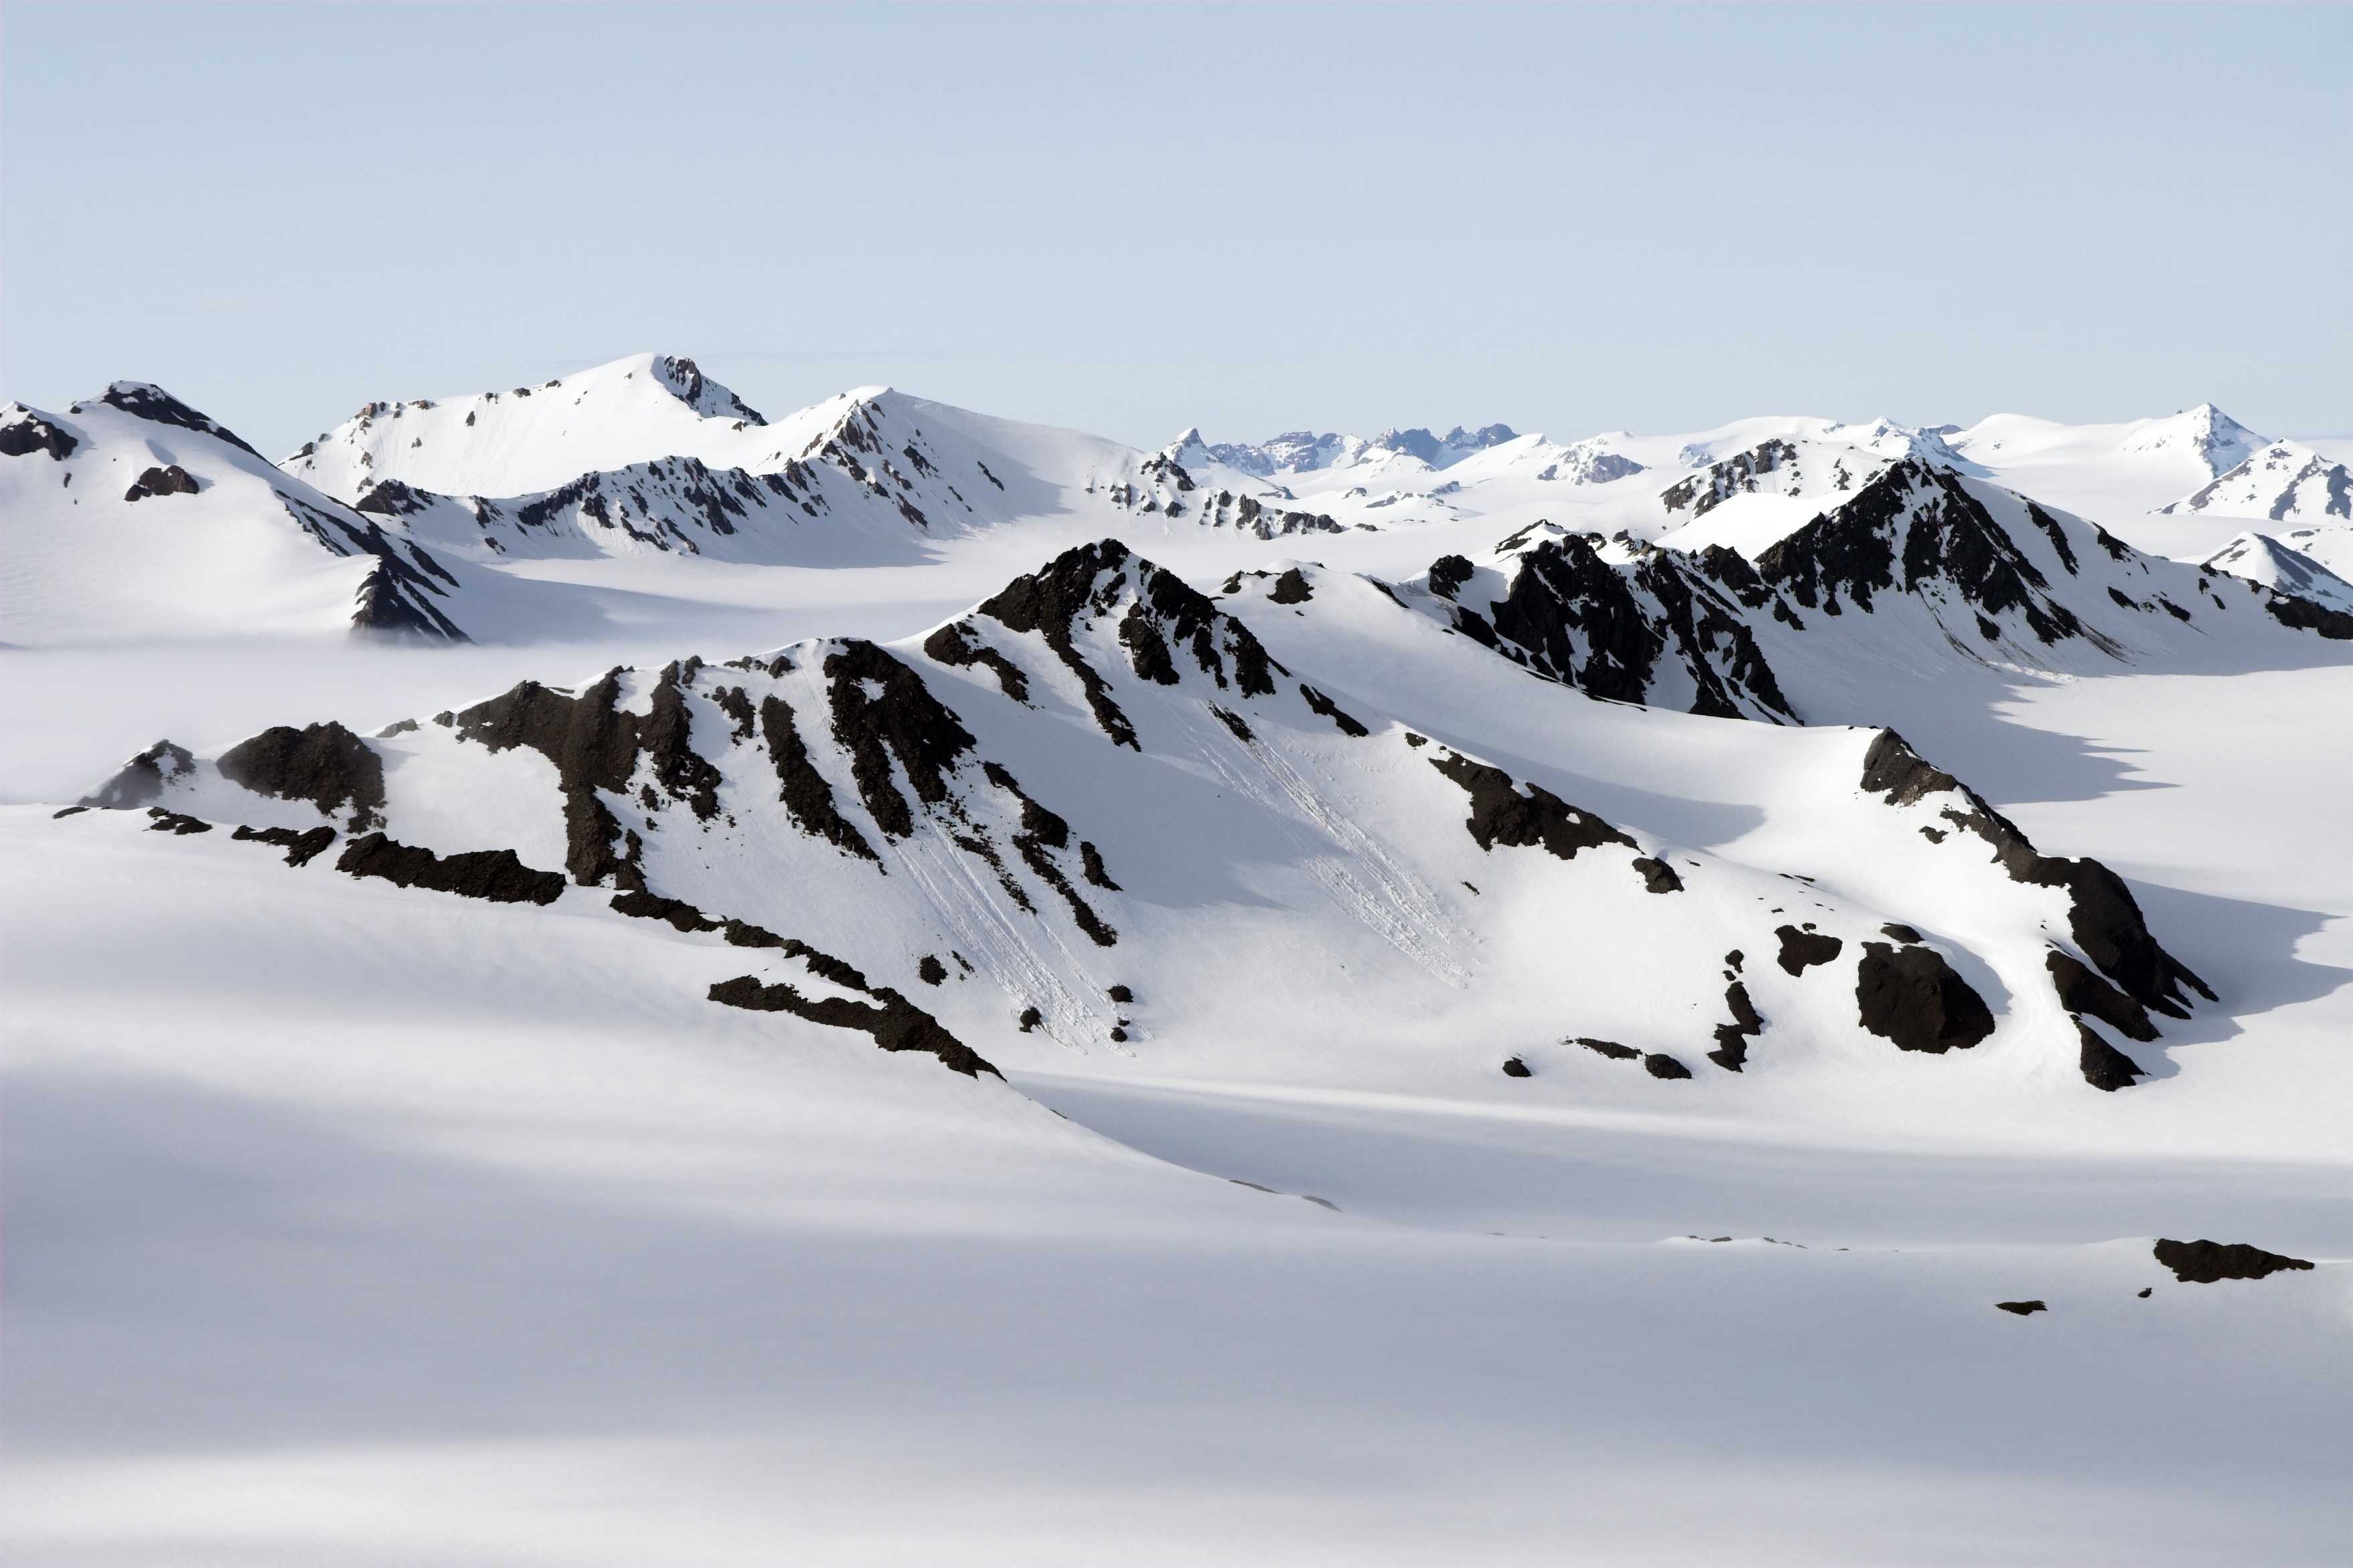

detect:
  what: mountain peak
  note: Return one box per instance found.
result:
[2118,403,2267,475]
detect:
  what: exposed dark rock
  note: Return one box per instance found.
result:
[2075,1018,2147,1093]
[721,919,787,949]
[1663,439,1798,518]
[2025,501,2079,574]
[0,411,77,460]
[1429,752,1636,861]
[1856,941,1995,1053]
[757,693,878,861]
[2152,1238,2314,1284]
[2049,950,2159,1042]
[1880,923,1922,943]
[1860,730,2211,1021]
[1775,925,1844,976]
[1632,856,1683,893]
[1270,568,1313,604]
[1428,556,1474,598]
[980,541,1141,748]
[1644,1053,1693,1079]
[457,671,654,888]
[1995,1301,2047,1316]
[918,955,947,986]
[51,806,88,818]
[637,661,725,822]
[1109,1026,1128,1043]
[1754,462,2084,644]
[1579,1038,1640,1061]
[81,740,195,810]
[146,807,211,835]
[709,972,997,1078]
[336,832,564,905]
[1211,706,1256,744]
[1710,982,1763,1071]
[820,643,975,841]
[99,382,263,457]
[1107,984,1134,1004]
[215,722,386,830]
[1018,1006,1042,1032]
[2264,592,2353,640]
[1080,841,1121,890]
[1724,949,1744,973]
[609,889,721,933]
[1502,1056,1533,1078]
[123,464,199,501]
[1299,684,1370,738]
[710,685,757,743]
[230,824,337,866]
[923,621,1032,702]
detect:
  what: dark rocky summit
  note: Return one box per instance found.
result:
[0,409,78,460]
[216,721,386,830]
[81,740,195,810]
[1995,1301,2047,1316]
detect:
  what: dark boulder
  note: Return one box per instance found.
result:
[123,464,199,501]
[1856,941,1995,1053]
[1775,925,1844,975]
[2152,1239,2313,1284]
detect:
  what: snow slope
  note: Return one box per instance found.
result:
[2158,439,2353,525]
[2,386,479,644]
[7,358,2350,1564]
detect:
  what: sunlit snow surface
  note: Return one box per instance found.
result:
[3,360,2348,1566]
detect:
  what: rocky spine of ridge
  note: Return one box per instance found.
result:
[1859,730,2212,1087]
[1424,530,1795,721]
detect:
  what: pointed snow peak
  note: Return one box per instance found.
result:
[87,381,263,459]
[648,354,766,425]
[2201,531,2353,611]
[2160,439,2352,522]
[2119,403,2267,474]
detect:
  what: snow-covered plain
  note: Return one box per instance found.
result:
[3,358,2348,1567]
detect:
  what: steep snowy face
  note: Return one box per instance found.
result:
[2159,441,2352,524]
[282,352,785,503]
[2202,533,2353,620]
[84,537,2216,1101]
[1,391,473,645]
[1375,459,2350,724]
[2118,403,2267,477]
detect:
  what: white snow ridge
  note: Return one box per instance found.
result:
[3,354,2348,1568]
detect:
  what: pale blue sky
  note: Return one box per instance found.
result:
[5,3,2347,459]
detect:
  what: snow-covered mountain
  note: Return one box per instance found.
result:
[73,537,2211,1098]
[2158,440,2352,525]
[1366,458,2349,723]
[13,357,2351,1567]
[2201,532,2353,624]
[2,385,479,643]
